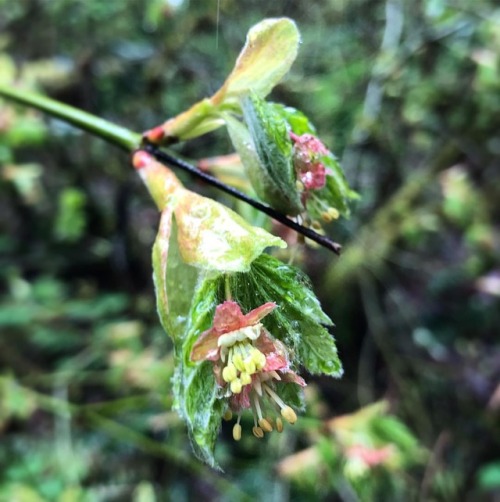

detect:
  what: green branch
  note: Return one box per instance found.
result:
[0,84,140,151]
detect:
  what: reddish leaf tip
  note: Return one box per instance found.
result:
[132,150,153,170]
[144,125,165,144]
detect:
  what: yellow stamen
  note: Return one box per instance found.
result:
[276,417,284,433]
[233,423,242,441]
[259,418,273,432]
[230,378,242,394]
[223,409,233,421]
[232,351,245,372]
[240,372,252,385]
[281,406,297,424]
[253,350,266,370]
[252,426,264,438]
[222,364,237,383]
[244,358,256,374]
[328,207,340,219]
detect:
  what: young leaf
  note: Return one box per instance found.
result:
[173,189,286,272]
[236,93,303,215]
[152,207,198,345]
[213,17,300,105]
[272,103,318,136]
[174,275,225,468]
[270,104,359,220]
[144,18,300,144]
[307,155,359,219]
[136,151,286,274]
[225,253,342,377]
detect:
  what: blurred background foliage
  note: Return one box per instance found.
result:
[0,0,499,500]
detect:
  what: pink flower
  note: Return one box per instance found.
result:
[290,132,329,190]
[190,300,306,440]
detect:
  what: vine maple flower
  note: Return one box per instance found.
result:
[290,131,329,191]
[190,300,306,440]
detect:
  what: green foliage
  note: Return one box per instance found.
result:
[307,160,359,219]
[225,253,342,377]
[477,462,500,490]
[151,17,301,142]
[174,279,225,468]
[272,104,317,135]
[239,93,303,215]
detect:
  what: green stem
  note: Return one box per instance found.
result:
[0,84,140,151]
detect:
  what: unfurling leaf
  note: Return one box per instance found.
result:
[173,277,225,468]
[225,253,343,377]
[173,189,286,272]
[213,17,300,105]
[152,207,198,344]
[272,103,318,136]
[226,93,303,215]
[144,18,300,144]
[138,149,286,344]
[135,151,286,275]
[306,156,360,220]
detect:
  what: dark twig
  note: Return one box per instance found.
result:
[143,143,342,255]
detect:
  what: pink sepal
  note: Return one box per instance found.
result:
[244,302,277,326]
[212,301,245,333]
[190,328,219,362]
[280,370,307,387]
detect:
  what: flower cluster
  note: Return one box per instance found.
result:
[290,132,342,225]
[191,300,305,440]
[290,132,329,191]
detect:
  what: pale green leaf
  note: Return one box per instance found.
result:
[214,18,300,104]
[149,18,300,144]
[152,207,198,344]
[174,189,286,272]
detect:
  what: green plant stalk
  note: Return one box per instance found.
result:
[0,84,140,151]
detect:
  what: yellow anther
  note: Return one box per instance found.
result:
[281,406,297,424]
[233,423,242,441]
[328,207,340,219]
[232,353,245,372]
[252,426,264,438]
[223,409,233,421]
[258,418,273,433]
[222,364,237,383]
[244,359,256,374]
[276,417,284,433]
[240,372,252,385]
[230,378,243,394]
[251,349,266,370]
[321,211,334,222]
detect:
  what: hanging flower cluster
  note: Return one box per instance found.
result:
[290,131,329,191]
[191,300,305,440]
